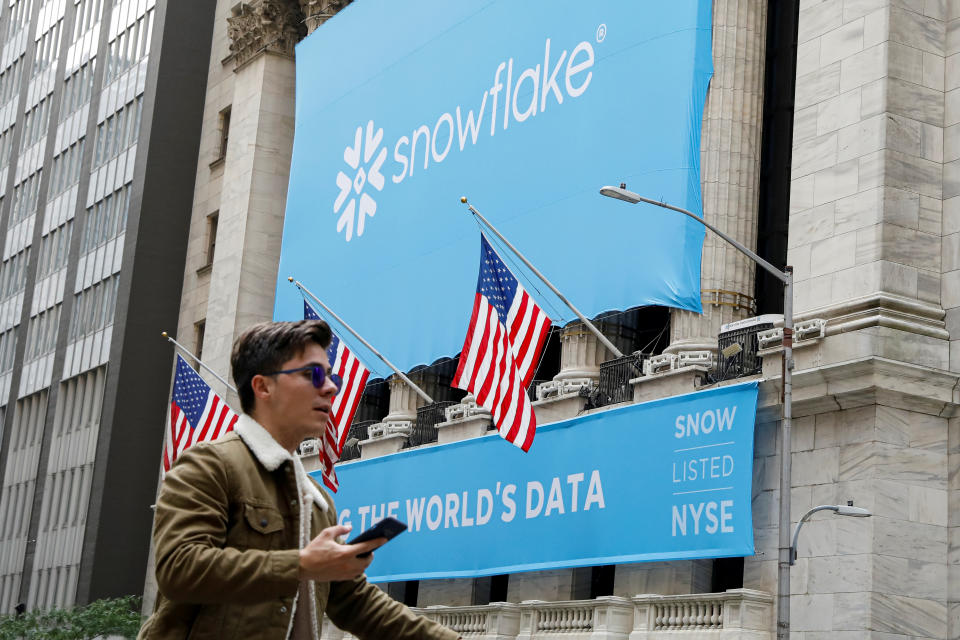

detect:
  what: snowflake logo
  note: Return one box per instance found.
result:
[334,120,387,241]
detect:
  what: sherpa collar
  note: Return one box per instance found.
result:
[234,414,328,511]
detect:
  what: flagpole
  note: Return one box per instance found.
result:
[289,278,436,405]
[460,197,626,360]
[161,332,237,393]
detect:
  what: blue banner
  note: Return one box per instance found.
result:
[276,0,713,375]
[314,382,757,582]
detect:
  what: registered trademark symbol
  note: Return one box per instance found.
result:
[596,23,607,43]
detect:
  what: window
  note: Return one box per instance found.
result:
[0,330,17,373]
[80,184,130,252]
[385,581,418,607]
[48,139,85,197]
[571,565,615,600]
[20,97,51,151]
[471,575,508,605]
[102,8,153,86]
[194,320,205,363]
[4,0,33,41]
[205,212,218,265]
[60,62,96,122]
[0,57,23,105]
[31,20,63,77]
[10,172,42,223]
[0,249,31,301]
[69,276,119,341]
[217,107,230,161]
[24,306,61,361]
[72,0,104,42]
[93,97,142,167]
[0,126,15,170]
[37,223,73,279]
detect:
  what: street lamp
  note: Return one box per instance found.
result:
[599,184,795,640]
[791,503,871,565]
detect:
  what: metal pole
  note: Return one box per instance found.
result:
[461,197,625,359]
[290,278,435,404]
[777,266,793,640]
[162,332,237,393]
[599,185,793,638]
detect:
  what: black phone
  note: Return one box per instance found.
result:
[347,517,407,558]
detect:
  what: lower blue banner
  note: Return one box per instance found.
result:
[313,381,758,582]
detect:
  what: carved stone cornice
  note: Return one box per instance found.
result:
[796,292,949,341]
[227,0,305,70]
[299,0,352,34]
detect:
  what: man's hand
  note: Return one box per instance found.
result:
[298,525,386,582]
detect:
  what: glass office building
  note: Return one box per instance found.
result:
[0,0,214,612]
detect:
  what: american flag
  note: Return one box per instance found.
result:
[453,234,552,451]
[304,300,370,492]
[164,355,239,474]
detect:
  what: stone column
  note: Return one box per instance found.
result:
[360,375,423,458]
[759,3,956,638]
[555,322,612,381]
[666,0,767,357]
[383,374,422,423]
[786,2,949,364]
[949,8,960,636]
[202,0,305,383]
[532,322,611,425]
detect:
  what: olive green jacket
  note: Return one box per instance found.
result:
[139,415,458,640]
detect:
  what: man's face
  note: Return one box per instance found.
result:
[262,342,338,443]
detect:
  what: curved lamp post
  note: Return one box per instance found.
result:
[791,503,871,565]
[599,184,795,639]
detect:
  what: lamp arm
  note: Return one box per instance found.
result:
[790,505,839,565]
[622,192,789,283]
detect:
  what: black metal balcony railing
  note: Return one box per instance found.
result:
[339,419,375,462]
[527,379,548,402]
[409,401,457,448]
[592,353,647,409]
[716,322,773,381]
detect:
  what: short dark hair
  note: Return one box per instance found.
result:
[231,320,332,414]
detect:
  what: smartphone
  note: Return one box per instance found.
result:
[347,517,407,558]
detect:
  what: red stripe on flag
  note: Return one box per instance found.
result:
[509,294,529,344]
[196,395,219,443]
[453,294,483,386]
[467,306,495,393]
[521,314,551,389]
[337,369,369,452]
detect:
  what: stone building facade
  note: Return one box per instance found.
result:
[162,0,960,638]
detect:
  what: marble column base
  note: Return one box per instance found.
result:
[532,393,588,425]
[436,414,493,444]
[630,366,710,405]
[359,432,405,459]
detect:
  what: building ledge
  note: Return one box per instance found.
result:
[757,356,960,421]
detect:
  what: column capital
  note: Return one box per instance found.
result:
[299,0,352,35]
[227,0,305,70]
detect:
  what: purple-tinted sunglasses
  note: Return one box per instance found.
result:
[263,365,342,393]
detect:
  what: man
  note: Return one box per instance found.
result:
[140,320,460,639]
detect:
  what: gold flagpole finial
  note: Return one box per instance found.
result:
[460,196,468,204]
[161,331,168,339]
[288,276,294,282]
